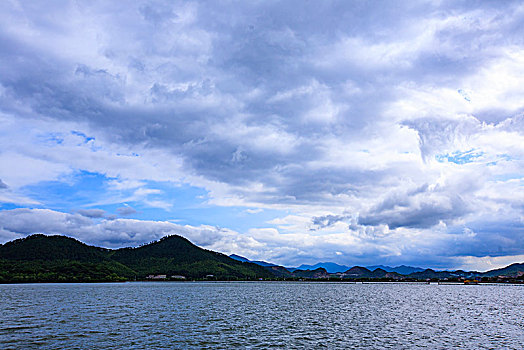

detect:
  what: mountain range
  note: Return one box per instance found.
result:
[1,234,523,283]
[287,262,425,274]
[230,256,426,274]
[0,234,272,283]
[232,255,523,281]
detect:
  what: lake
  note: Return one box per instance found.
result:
[0,282,522,349]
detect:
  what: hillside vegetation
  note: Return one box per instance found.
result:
[1,234,523,283]
[0,234,272,283]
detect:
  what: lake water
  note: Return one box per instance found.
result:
[0,282,522,349]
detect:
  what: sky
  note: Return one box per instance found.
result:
[0,1,523,271]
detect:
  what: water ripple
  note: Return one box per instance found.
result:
[0,282,522,349]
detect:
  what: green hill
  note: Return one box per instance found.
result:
[2,234,522,283]
[481,263,524,278]
[0,235,136,283]
[343,266,372,278]
[0,234,272,283]
[0,234,109,261]
[110,235,273,279]
[292,267,330,279]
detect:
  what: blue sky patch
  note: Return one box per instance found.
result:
[435,149,484,164]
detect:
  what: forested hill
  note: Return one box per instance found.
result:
[0,234,272,283]
[109,235,272,279]
[0,234,109,261]
[2,234,523,284]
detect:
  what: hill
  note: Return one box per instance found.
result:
[1,234,523,283]
[481,263,524,278]
[0,235,134,283]
[366,265,424,275]
[295,262,350,273]
[0,234,109,262]
[289,262,424,274]
[292,268,330,279]
[111,235,272,279]
[343,266,373,278]
[334,266,402,280]
[0,234,272,283]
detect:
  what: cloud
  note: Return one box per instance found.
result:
[0,177,41,205]
[452,254,524,272]
[0,208,92,237]
[0,208,522,270]
[117,206,137,216]
[311,214,352,229]
[403,116,482,162]
[77,209,106,219]
[0,1,523,269]
[358,189,470,230]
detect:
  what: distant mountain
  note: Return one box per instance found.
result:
[366,265,390,272]
[265,265,294,278]
[229,254,250,263]
[289,262,424,274]
[363,264,524,280]
[406,269,451,280]
[0,234,272,283]
[295,262,350,273]
[404,269,478,280]
[368,268,402,279]
[366,265,425,275]
[229,254,277,267]
[292,268,330,279]
[343,266,372,278]
[392,265,425,275]
[336,266,402,280]
[229,254,294,277]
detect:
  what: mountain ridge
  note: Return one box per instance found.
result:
[0,234,273,283]
[366,265,425,275]
[1,234,523,283]
[233,256,427,275]
[229,254,277,267]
